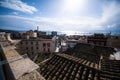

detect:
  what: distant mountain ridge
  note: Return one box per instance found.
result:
[0,29,23,33]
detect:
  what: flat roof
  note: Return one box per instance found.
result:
[2,46,39,79]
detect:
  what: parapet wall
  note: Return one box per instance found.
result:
[0,45,15,80]
[0,44,45,80]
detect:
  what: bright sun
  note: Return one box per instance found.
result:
[63,0,85,12]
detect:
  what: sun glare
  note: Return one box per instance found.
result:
[63,0,85,12]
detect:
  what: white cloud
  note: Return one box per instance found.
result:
[0,15,103,31]
[0,0,37,14]
[0,1,120,32]
[100,1,120,29]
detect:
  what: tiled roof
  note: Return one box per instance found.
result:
[39,54,120,80]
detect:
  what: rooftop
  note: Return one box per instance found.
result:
[1,45,45,80]
[38,54,120,80]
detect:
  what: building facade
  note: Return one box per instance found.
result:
[17,38,56,58]
[87,34,108,46]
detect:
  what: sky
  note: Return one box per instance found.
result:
[0,0,120,34]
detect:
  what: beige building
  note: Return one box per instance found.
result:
[21,30,37,39]
[0,32,11,46]
[17,38,56,58]
[0,32,6,41]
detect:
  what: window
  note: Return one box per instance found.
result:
[20,41,23,45]
[48,48,50,52]
[26,47,28,50]
[43,48,45,51]
[43,43,46,47]
[31,41,33,45]
[36,47,39,49]
[47,43,50,47]
[31,47,33,50]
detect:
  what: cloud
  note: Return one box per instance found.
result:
[100,1,120,31]
[0,0,37,14]
[0,1,120,33]
[0,15,103,31]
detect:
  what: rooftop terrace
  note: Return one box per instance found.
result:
[0,44,45,80]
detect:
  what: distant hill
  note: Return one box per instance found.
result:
[0,29,21,33]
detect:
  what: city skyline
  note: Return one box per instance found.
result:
[0,0,120,34]
[0,1,120,79]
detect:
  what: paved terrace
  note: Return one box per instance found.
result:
[1,45,45,80]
